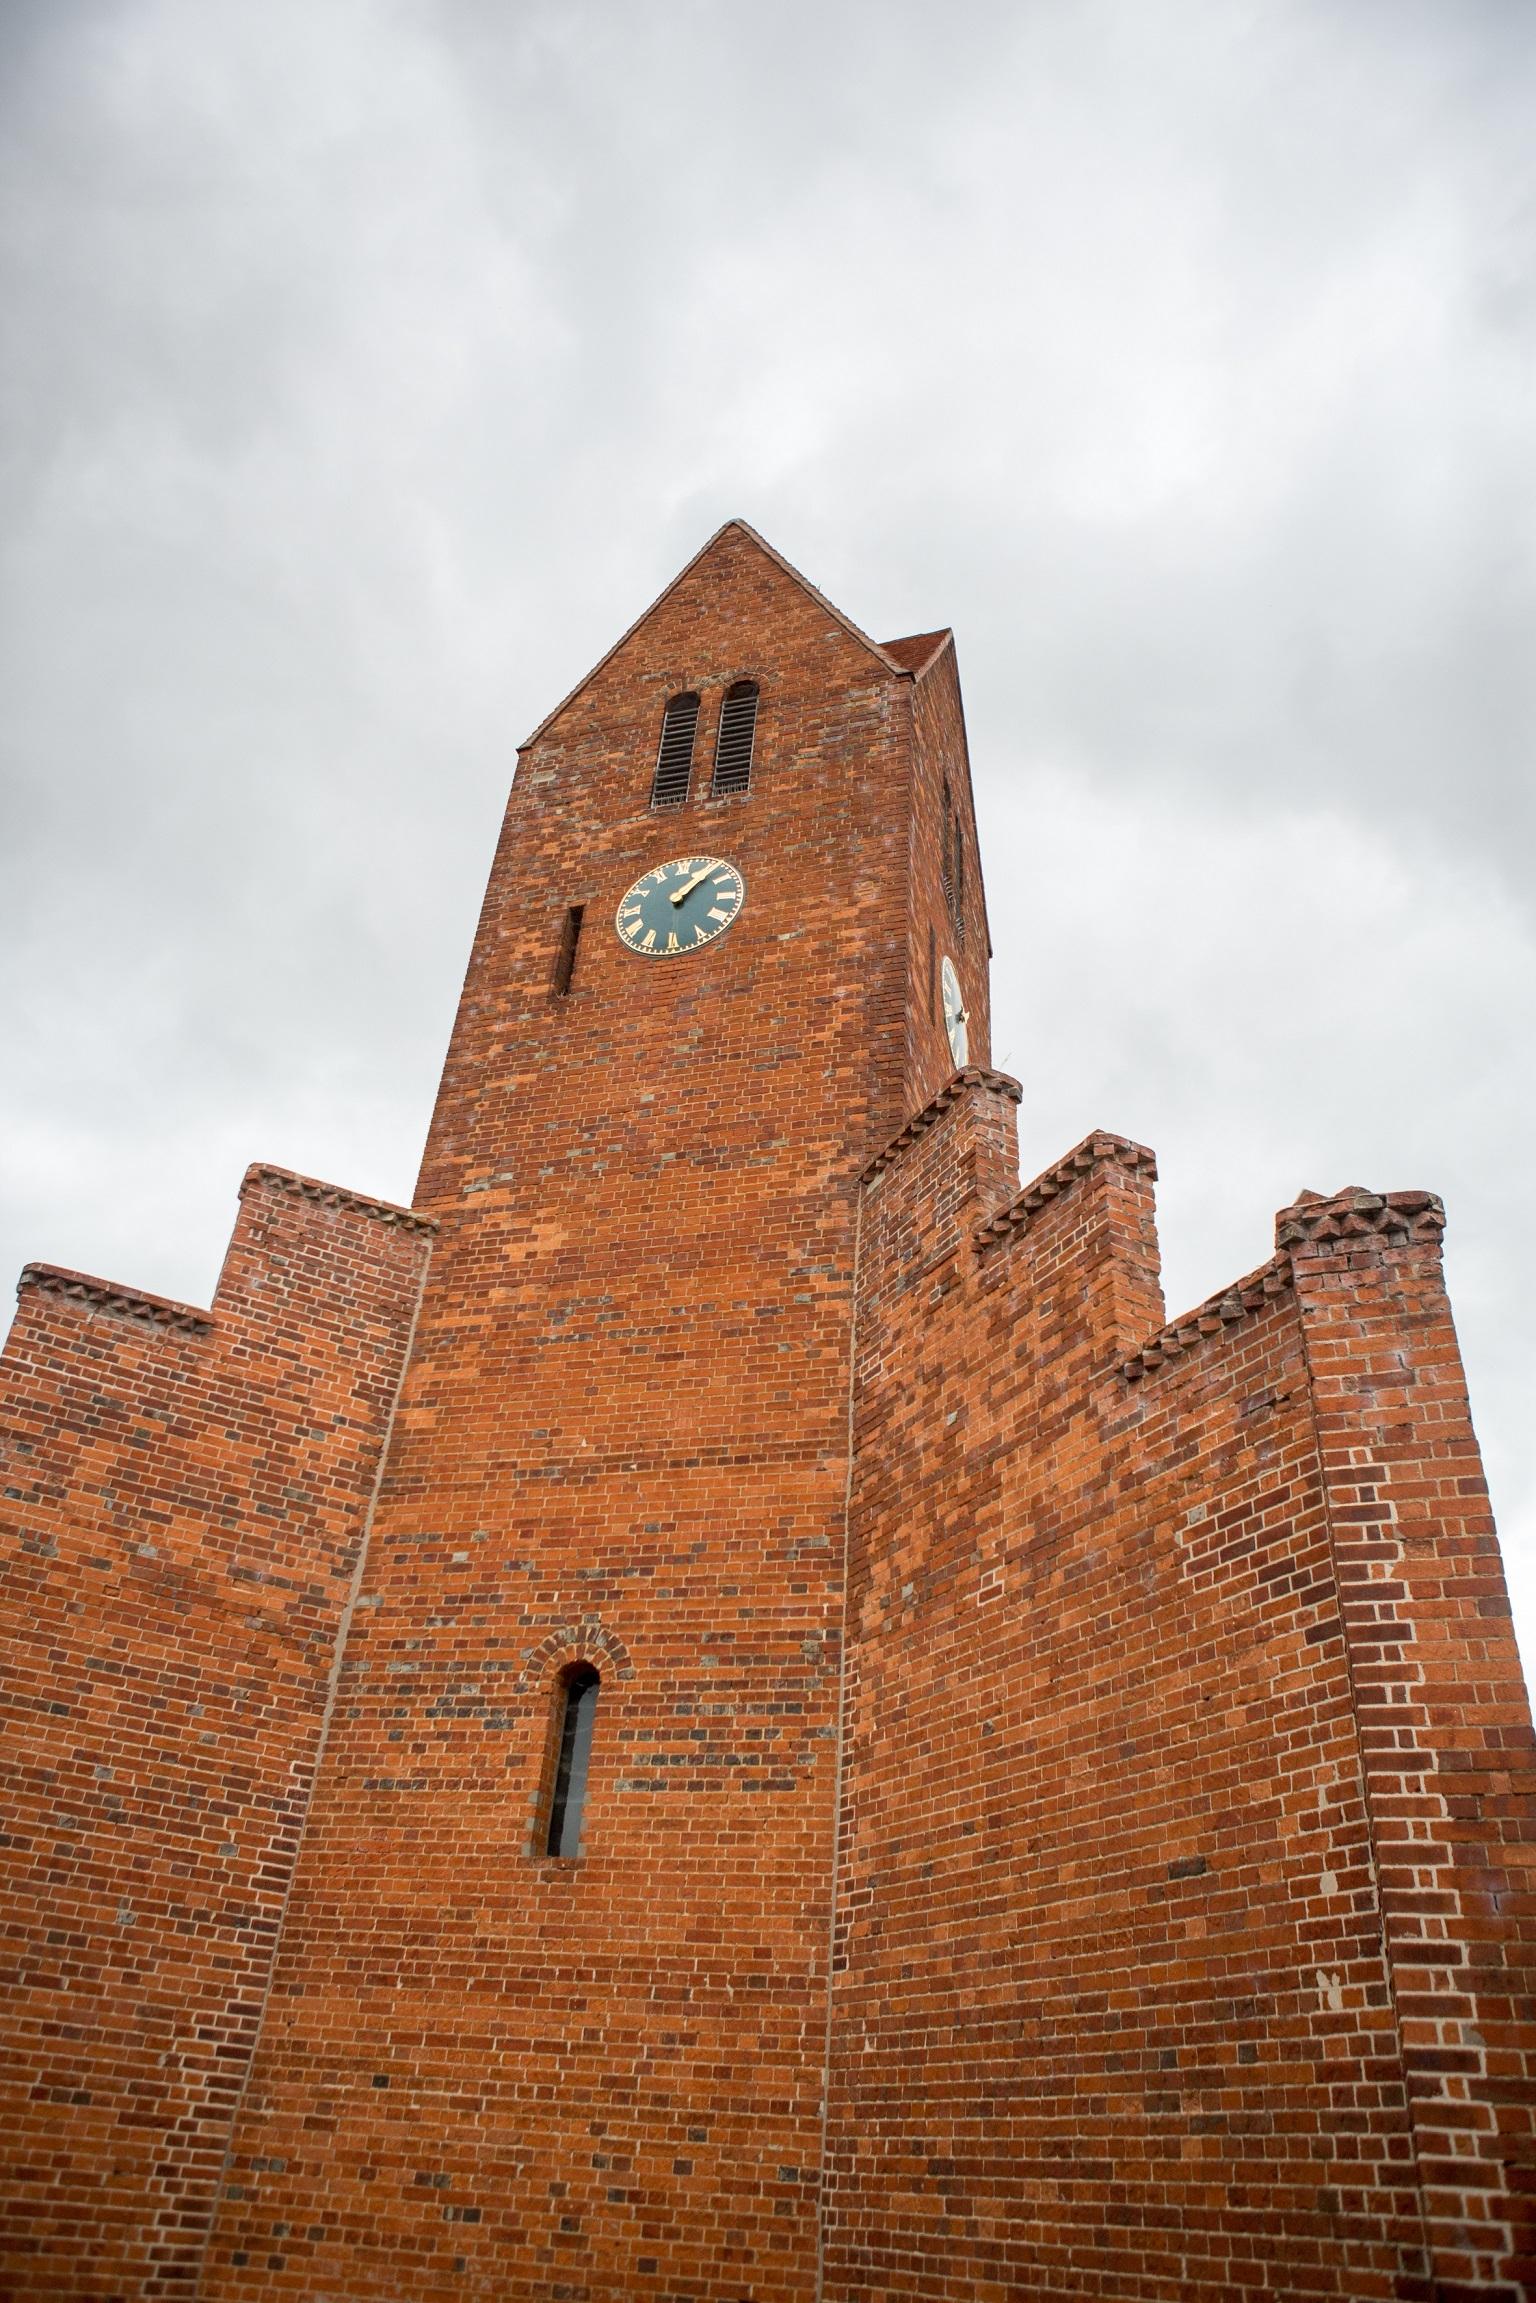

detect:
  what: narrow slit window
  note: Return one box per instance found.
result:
[651,692,700,809]
[941,780,965,946]
[551,904,584,996]
[545,1664,600,1859]
[711,680,759,797]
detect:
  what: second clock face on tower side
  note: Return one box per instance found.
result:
[615,856,745,957]
[941,953,969,1067]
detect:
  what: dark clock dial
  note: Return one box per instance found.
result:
[615,855,745,958]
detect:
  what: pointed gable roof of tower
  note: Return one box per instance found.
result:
[879,629,952,677]
[517,519,911,750]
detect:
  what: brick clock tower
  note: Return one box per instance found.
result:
[3,522,1534,2302]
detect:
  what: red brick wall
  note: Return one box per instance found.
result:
[4,526,1531,2303]
[0,1169,431,2297]
[900,635,991,1110]
[193,524,971,2301]
[826,1074,1534,2301]
[1285,1193,1536,2298]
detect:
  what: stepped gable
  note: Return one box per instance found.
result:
[0,1157,432,2295]
[2,522,1530,2303]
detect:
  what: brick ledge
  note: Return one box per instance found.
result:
[863,1068,1022,1182]
[16,1264,216,1335]
[1122,1257,1295,1383]
[242,1164,439,1235]
[1275,1184,1444,1251]
[975,1131,1157,1253]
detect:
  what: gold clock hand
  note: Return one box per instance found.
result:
[669,864,714,906]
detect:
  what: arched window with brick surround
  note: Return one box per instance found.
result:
[651,691,700,809]
[711,679,759,797]
[545,1663,600,1858]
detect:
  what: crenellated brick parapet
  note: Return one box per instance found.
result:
[16,1262,216,1335]
[975,1129,1157,1253]
[1276,1182,1446,1252]
[241,1161,439,1234]
[1284,1186,1536,2297]
[0,1161,433,2299]
[1121,1254,1294,1382]
[862,1064,1022,1182]
[1117,1188,1446,1388]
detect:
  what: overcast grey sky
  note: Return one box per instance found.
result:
[3,0,1533,1677]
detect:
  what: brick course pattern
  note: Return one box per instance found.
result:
[0,1170,432,2295]
[1,522,1532,2301]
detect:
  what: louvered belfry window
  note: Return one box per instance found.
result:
[711,680,759,797]
[650,691,700,809]
[941,779,965,947]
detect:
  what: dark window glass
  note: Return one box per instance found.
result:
[551,905,584,996]
[651,693,700,809]
[546,1665,600,1858]
[711,681,758,797]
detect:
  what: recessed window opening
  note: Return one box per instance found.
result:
[546,1664,600,1859]
[551,905,584,997]
[941,780,965,947]
[651,692,700,809]
[711,680,759,797]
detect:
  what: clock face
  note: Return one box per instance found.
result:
[941,953,969,1067]
[615,855,745,958]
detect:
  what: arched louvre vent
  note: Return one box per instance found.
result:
[711,680,759,797]
[650,692,700,809]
